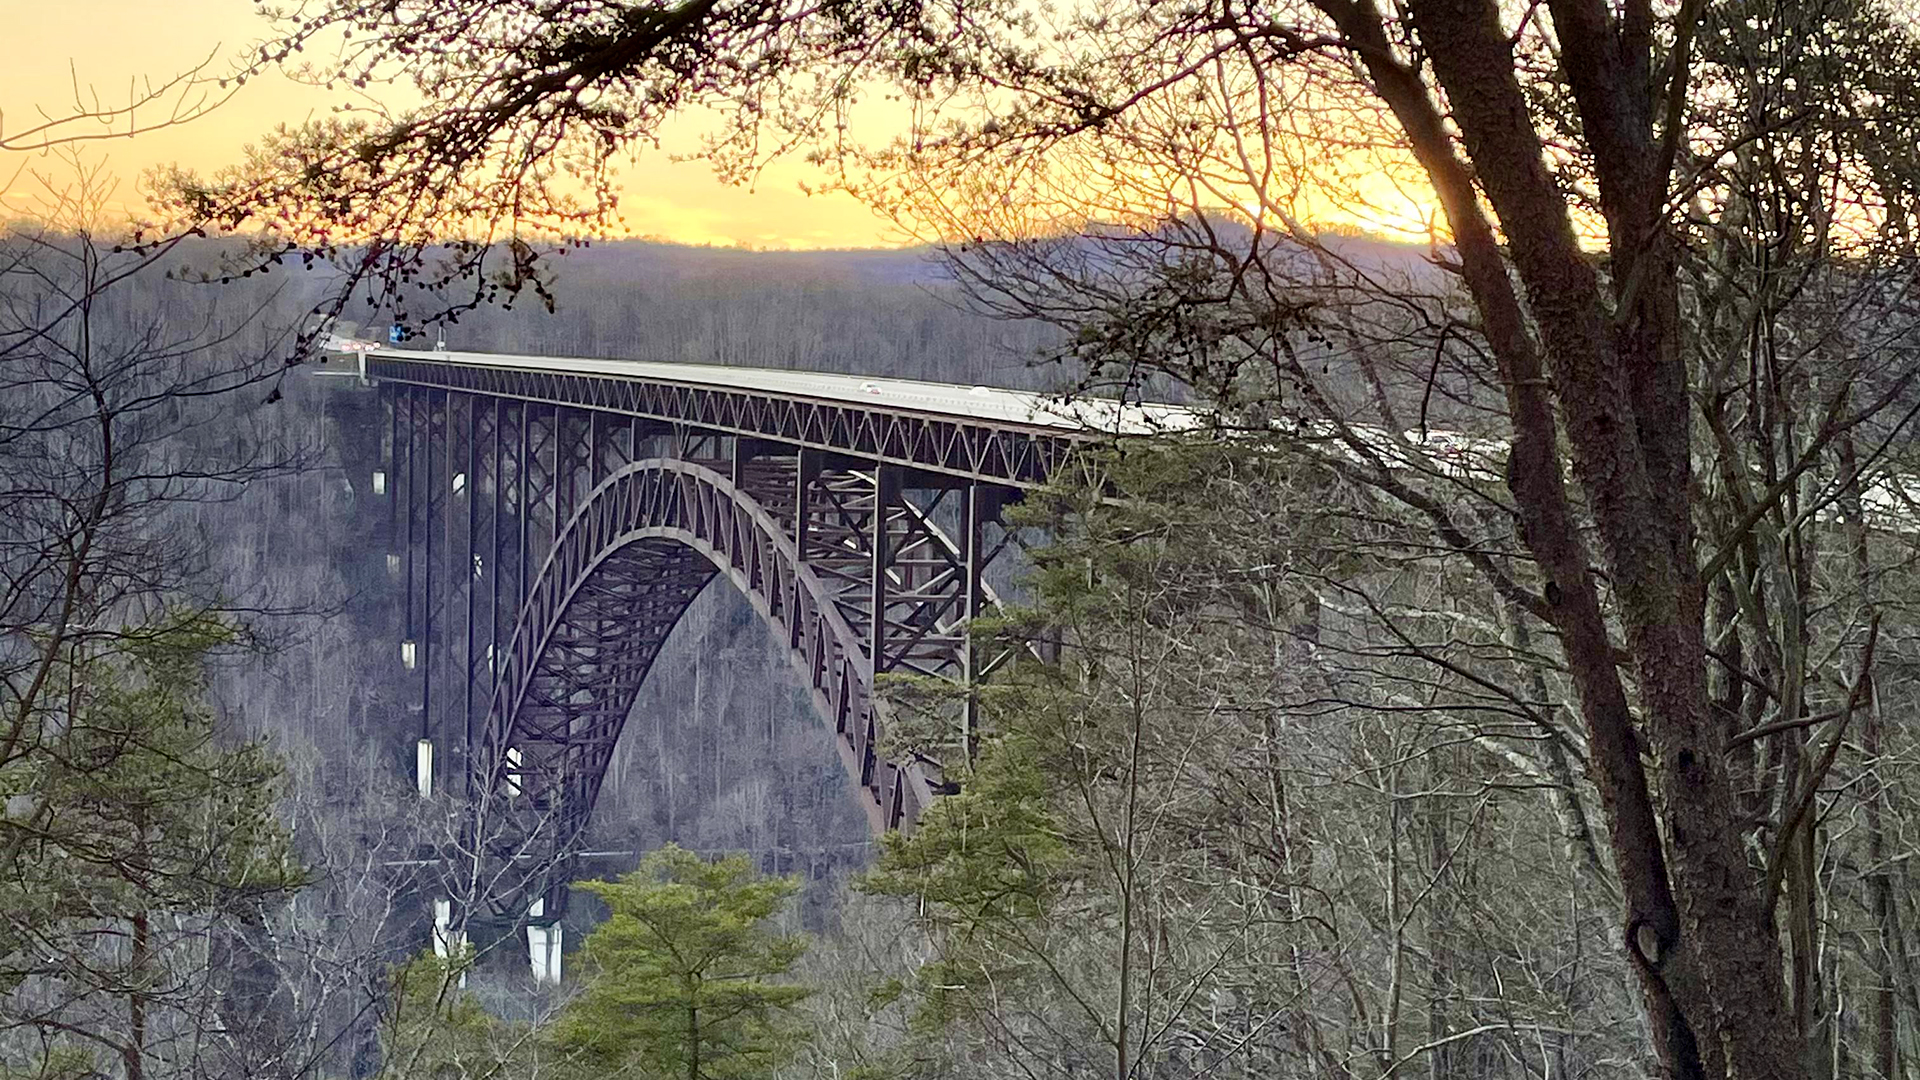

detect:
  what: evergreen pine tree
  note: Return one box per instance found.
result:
[553,844,809,1080]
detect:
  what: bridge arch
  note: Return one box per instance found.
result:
[478,457,929,887]
[370,370,1041,932]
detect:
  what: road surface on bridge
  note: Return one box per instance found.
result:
[327,338,1200,437]
[323,337,1532,487]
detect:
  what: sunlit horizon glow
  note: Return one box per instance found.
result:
[0,0,912,249]
[2,0,1446,251]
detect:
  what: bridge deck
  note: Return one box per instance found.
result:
[336,339,1207,488]
[333,340,1198,436]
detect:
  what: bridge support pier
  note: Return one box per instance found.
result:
[431,897,468,984]
[415,738,434,797]
[527,899,563,984]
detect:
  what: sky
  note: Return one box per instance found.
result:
[0,0,898,249]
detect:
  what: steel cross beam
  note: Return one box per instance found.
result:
[377,365,1034,924]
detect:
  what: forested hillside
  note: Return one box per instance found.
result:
[16,0,1920,1074]
[21,212,1920,1080]
[373,240,1064,387]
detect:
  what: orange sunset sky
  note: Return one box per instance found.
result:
[1,0,897,249]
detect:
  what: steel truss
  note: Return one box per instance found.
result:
[382,370,1035,923]
[368,353,1073,487]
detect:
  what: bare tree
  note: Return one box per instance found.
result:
[139,0,1920,1074]
[0,162,331,1079]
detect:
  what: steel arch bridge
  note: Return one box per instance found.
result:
[341,344,1170,935]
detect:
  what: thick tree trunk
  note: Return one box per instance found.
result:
[1313,1,1806,1076]
[1408,5,1801,1073]
[1840,429,1899,1080]
[127,910,149,1080]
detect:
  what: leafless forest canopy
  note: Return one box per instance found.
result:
[13,0,1920,1077]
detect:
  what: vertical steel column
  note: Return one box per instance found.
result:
[869,464,899,679]
[489,402,503,649]
[864,464,899,805]
[518,403,531,615]
[398,386,421,801]
[789,448,818,654]
[793,448,817,561]
[463,394,478,789]
[402,386,416,644]
[961,482,987,763]
[588,410,602,485]
[388,387,401,563]
[422,391,439,746]
[616,411,636,468]
[485,397,503,801]
[550,404,564,553]
[732,437,767,489]
[547,404,569,832]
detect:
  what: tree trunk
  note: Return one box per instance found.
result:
[688,993,700,1080]
[1840,428,1898,1080]
[127,909,149,1080]
[1425,786,1456,1080]
[1309,1,1806,1075]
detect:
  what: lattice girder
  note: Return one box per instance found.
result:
[380,374,1029,924]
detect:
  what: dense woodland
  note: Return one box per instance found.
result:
[0,227,1074,1077]
[10,0,1920,1078]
